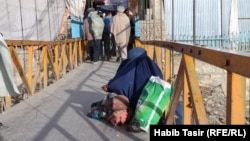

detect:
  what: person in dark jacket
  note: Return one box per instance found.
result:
[102,11,113,61]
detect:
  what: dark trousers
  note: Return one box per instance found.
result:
[103,34,111,59]
[88,39,101,62]
[110,34,116,56]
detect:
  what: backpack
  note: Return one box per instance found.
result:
[88,11,104,39]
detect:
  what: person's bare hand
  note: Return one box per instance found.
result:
[102,84,108,92]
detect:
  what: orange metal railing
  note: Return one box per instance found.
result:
[1,38,248,125]
[134,39,248,125]
[2,39,86,110]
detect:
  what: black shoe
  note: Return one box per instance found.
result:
[116,57,121,62]
[86,56,90,60]
[0,123,9,131]
[126,119,142,133]
[108,55,112,61]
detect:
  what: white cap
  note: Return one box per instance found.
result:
[117,5,125,13]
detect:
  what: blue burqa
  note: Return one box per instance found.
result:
[107,47,183,124]
[107,47,163,110]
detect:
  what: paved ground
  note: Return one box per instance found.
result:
[0,60,149,141]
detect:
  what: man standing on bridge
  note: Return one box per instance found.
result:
[111,5,131,62]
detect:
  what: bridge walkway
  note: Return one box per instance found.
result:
[0,60,149,141]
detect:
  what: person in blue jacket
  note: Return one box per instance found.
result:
[102,11,113,61]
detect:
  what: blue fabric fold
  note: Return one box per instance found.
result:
[107,47,163,109]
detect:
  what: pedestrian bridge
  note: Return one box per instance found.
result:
[0,58,150,141]
[0,39,249,140]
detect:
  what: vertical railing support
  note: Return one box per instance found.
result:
[226,72,246,124]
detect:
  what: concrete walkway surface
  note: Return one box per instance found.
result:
[0,61,149,141]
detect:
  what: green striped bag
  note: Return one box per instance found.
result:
[135,76,172,132]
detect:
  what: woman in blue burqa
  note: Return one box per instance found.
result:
[102,47,163,110]
[102,47,182,125]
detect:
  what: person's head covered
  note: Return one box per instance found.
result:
[84,8,95,18]
[88,10,98,18]
[117,5,125,13]
[87,8,95,13]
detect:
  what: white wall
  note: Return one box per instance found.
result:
[0,0,66,41]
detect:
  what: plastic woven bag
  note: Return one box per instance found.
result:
[134,76,171,132]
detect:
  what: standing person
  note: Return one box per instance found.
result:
[126,9,135,52]
[103,11,113,61]
[111,5,131,62]
[0,33,21,131]
[83,8,104,64]
[97,11,104,60]
[83,8,94,61]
